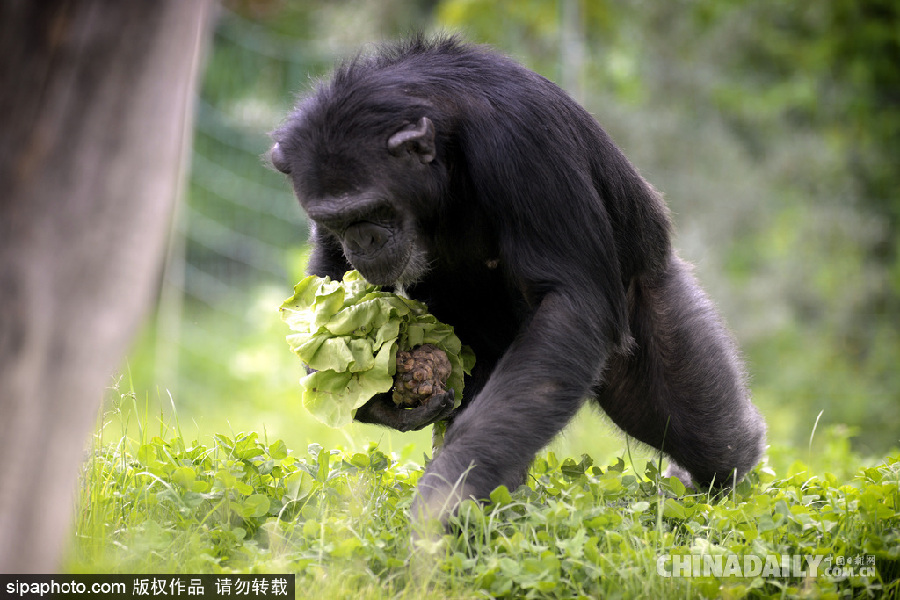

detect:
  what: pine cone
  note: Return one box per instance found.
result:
[392,344,452,407]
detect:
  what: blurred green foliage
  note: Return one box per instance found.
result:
[122,0,898,461]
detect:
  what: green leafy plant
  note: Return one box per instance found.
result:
[72,409,900,598]
[280,270,475,427]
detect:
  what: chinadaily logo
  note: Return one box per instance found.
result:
[657,553,878,579]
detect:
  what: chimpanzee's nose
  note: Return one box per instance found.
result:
[344,221,390,254]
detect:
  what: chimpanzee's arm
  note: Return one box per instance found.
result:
[412,289,614,520]
[355,389,457,432]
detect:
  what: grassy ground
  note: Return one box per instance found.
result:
[67,394,899,599]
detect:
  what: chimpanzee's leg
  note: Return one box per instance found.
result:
[595,254,766,487]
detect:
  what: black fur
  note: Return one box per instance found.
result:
[272,35,766,518]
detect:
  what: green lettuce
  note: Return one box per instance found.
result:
[280,270,475,427]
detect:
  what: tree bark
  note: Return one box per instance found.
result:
[0,0,211,572]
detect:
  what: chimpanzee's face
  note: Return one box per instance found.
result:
[271,117,439,286]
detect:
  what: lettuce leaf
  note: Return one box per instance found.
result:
[280,271,475,428]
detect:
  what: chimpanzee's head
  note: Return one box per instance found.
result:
[271,89,446,286]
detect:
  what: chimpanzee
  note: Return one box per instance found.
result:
[270,35,766,521]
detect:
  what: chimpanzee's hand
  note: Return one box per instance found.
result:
[354,389,457,432]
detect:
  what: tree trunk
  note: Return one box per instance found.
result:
[0,0,211,572]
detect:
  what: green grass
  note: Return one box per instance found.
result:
[68,391,900,599]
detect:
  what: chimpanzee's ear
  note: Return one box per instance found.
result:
[388,117,435,164]
[269,142,291,174]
